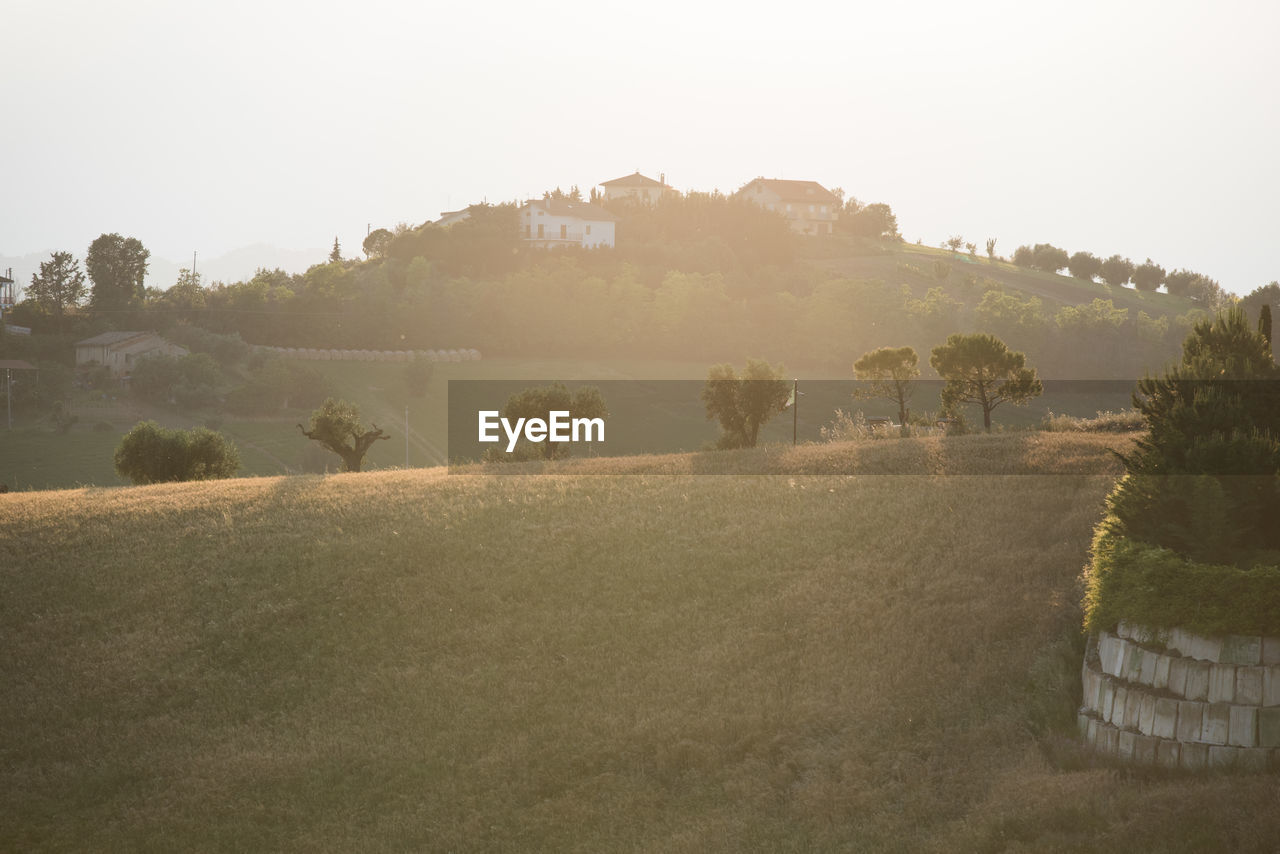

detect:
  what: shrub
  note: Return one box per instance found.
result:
[113,421,240,484]
[1084,525,1280,637]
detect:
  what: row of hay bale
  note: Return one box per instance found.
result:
[253,347,480,362]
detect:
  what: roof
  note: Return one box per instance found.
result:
[740,178,838,203]
[74,331,154,347]
[0,360,36,370]
[600,171,665,188]
[525,199,619,222]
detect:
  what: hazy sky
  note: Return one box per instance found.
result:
[4,0,1278,295]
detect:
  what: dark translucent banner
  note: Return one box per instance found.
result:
[447,379,1146,473]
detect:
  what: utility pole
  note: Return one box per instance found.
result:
[792,378,798,445]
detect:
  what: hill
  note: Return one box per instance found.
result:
[6,432,1280,851]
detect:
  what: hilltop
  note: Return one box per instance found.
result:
[6,433,1280,851]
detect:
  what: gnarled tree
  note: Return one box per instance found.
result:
[298,398,389,472]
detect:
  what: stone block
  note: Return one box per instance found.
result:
[1168,627,1188,657]
[1139,652,1158,687]
[1098,634,1118,677]
[1167,656,1189,698]
[1222,635,1263,666]
[1111,638,1131,678]
[1096,722,1118,755]
[1189,632,1224,663]
[1124,644,1145,682]
[1134,734,1158,765]
[1156,739,1181,769]
[1229,705,1258,748]
[1263,666,1280,707]
[1124,689,1142,730]
[1208,745,1239,769]
[1153,654,1171,691]
[1116,621,1132,640]
[1237,666,1264,707]
[1208,664,1236,703]
[1101,680,1116,721]
[1139,693,1156,736]
[1184,660,1211,701]
[1078,711,1092,739]
[1118,730,1137,760]
[1153,698,1179,739]
[1110,685,1128,726]
[1130,623,1154,644]
[1202,703,1230,745]
[1177,701,1204,742]
[1258,708,1280,748]
[1087,717,1100,746]
[1263,636,1280,665]
[1180,742,1208,770]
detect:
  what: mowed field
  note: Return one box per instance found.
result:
[5,432,1280,852]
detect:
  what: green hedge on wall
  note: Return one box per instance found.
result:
[1085,523,1280,638]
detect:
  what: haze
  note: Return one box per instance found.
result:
[4,0,1277,295]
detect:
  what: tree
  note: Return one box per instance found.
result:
[945,235,964,253]
[362,228,393,258]
[86,233,149,311]
[842,203,898,239]
[298,398,389,472]
[1030,243,1069,274]
[329,237,342,263]
[114,421,240,484]
[929,333,1043,432]
[1011,245,1034,267]
[1260,303,1273,354]
[985,238,997,259]
[1067,251,1102,282]
[1098,255,1135,288]
[26,251,87,330]
[702,358,790,448]
[853,346,919,435]
[1132,258,1166,293]
[497,382,609,460]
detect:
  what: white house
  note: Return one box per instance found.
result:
[599,171,669,205]
[520,199,617,248]
[74,331,188,377]
[737,178,839,235]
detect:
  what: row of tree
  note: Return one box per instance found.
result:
[1008,242,1227,305]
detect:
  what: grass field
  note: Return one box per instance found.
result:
[5,431,1279,852]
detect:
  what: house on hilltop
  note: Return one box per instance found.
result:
[599,171,669,205]
[74,331,188,377]
[520,199,617,249]
[738,178,839,235]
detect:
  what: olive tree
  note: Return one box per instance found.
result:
[298,398,389,472]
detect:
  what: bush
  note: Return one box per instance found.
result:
[113,421,240,484]
[1084,525,1280,637]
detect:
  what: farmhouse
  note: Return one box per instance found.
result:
[598,171,669,205]
[74,331,188,377]
[738,177,839,235]
[520,199,617,249]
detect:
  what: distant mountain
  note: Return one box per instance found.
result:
[0,244,326,298]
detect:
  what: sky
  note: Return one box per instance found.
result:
[3,0,1279,295]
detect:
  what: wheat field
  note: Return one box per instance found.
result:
[3,432,1278,852]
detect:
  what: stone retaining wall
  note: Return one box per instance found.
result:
[251,346,480,362]
[1079,621,1280,771]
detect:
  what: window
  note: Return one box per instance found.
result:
[560,224,567,239]
[586,225,592,234]
[537,224,544,238]
[524,225,531,238]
